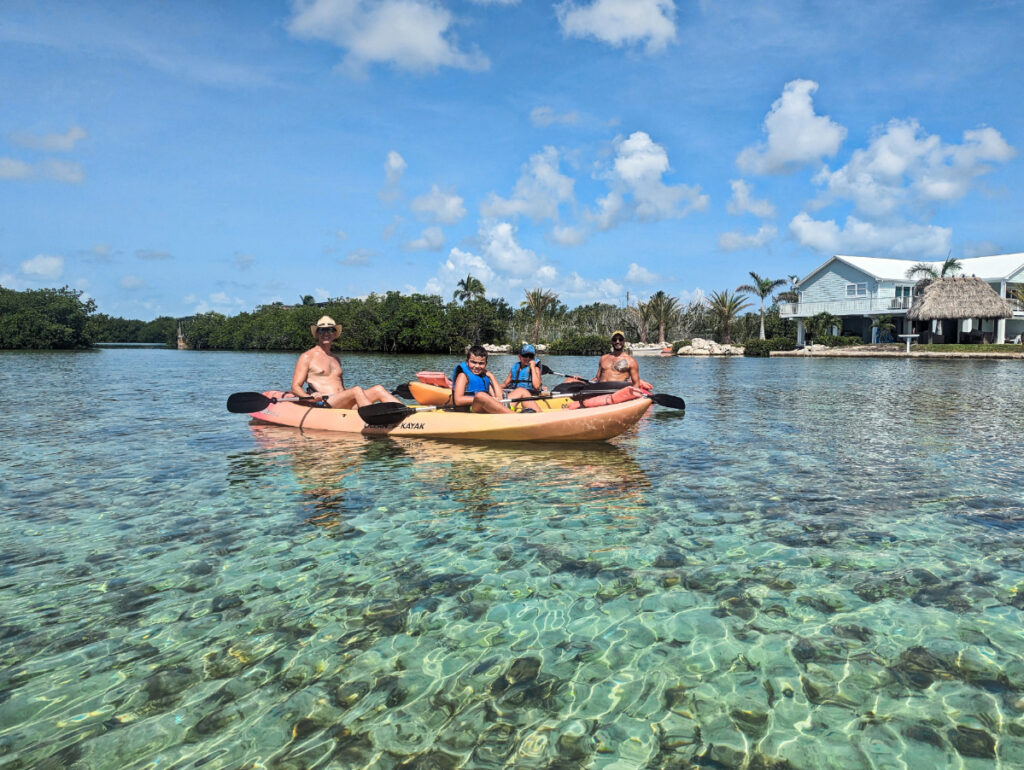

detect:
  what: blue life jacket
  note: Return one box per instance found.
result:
[508,361,540,390]
[452,361,491,396]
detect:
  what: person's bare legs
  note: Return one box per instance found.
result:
[507,386,539,412]
[326,386,368,408]
[470,392,512,414]
[363,384,401,404]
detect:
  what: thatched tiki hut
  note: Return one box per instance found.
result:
[907,276,1012,343]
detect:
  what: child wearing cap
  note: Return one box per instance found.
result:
[502,343,543,394]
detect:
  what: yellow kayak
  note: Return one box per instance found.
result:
[244,390,651,442]
[407,380,573,411]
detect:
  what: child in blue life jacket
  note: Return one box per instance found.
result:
[452,345,537,413]
[502,343,543,394]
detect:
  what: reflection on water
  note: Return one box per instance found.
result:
[3,349,1024,768]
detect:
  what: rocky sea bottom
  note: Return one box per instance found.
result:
[2,351,1024,768]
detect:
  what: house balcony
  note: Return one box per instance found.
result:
[778,296,912,318]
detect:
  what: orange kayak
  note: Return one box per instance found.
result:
[407,381,574,411]
[245,391,651,442]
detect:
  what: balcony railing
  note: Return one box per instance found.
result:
[778,296,912,317]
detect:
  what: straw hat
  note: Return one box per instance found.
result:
[310,315,342,339]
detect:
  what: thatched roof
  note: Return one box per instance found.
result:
[907,276,1012,321]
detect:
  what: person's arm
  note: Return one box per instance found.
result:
[593,357,605,382]
[452,371,473,407]
[290,353,311,398]
[501,369,513,389]
[628,358,641,388]
[529,361,542,390]
[486,371,503,398]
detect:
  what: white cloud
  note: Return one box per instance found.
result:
[718,224,779,252]
[726,179,776,218]
[480,221,539,276]
[482,146,575,222]
[625,262,659,284]
[11,125,87,152]
[559,271,623,303]
[21,254,64,279]
[0,157,83,182]
[550,224,587,246]
[288,0,489,74]
[590,131,708,230]
[789,212,951,258]
[341,248,375,265]
[120,274,145,290]
[314,287,331,301]
[813,119,1016,217]
[380,150,406,202]
[557,0,676,53]
[530,106,580,127]
[737,79,846,175]
[190,292,247,313]
[405,225,446,251]
[411,184,466,224]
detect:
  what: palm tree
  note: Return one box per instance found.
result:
[806,311,842,342]
[776,275,801,303]
[736,271,788,340]
[453,274,486,304]
[623,299,652,344]
[905,255,964,280]
[521,287,559,345]
[646,290,681,345]
[706,290,751,344]
[871,314,896,343]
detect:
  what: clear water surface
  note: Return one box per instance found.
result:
[2,348,1024,769]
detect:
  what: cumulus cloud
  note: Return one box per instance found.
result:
[188,291,247,313]
[482,146,575,222]
[0,157,83,182]
[380,150,407,202]
[530,106,580,127]
[812,119,1016,217]
[411,184,466,224]
[718,224,779,252]
[625,262,659,284]
[479,221,540,276]
[405,226,446,251]
[726,179,776,218]
[288,0,489,75]
[559,271,623,303]
[557,0,676,53]
[11,125,87,152]
[591,131,708,230]
[737,79,846,175]
[21,254,64,280]
[789,212,951,258]
[550,224,587,246]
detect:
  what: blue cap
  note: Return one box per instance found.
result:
[519,344,536,355]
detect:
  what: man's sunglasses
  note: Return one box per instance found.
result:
[316,327,335,334]
[520,352,534,358]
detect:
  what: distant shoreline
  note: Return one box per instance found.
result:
[772,345,1024,359]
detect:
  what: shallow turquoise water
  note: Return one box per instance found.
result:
[2,349,1024,768]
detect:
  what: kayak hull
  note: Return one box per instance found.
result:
[407,381,574,411]
[247,391,651,442]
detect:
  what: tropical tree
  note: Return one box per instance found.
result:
[706,290,751,344]
[776,274,801,303]
[300,295,316,306]
[905,255,964,280]
[646,290,681,345]
[623,299,652,344]
[871,314,897,343]
[521,287,559,345]
[736,271,788,340]
[806,311,842,341]
[453,274,486,304]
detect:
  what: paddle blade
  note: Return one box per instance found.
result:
[651,393,686,410]
[227,392,272,413]
[358,402,417,426]
[391,383,414,400]
[553,380,630,395]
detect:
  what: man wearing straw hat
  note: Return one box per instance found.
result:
[289,315,400,408]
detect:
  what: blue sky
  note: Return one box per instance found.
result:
[1,0,1021,320]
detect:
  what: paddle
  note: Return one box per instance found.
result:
[226,392,325,413]
[391,383,414,400]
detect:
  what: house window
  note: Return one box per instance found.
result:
[846,282,867,297]
[895,286,911,299]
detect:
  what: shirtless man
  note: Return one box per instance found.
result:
[569,330,652,390]
[290,316,400,409]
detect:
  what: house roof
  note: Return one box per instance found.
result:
[800,253,1024,285]
[906,276,1013,321]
